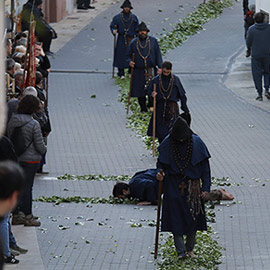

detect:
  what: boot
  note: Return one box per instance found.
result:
[24,214,41,227]
[10,244,28,254]
[12,212,25,225]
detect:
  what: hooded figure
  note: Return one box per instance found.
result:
[110,0,139,78]
[170,116,193,141]
[147,61,190,144]
[157,116,211,258]
[127,22,163,112]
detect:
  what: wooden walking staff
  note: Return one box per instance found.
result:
[127,53,135,114]
[45,76,49,108]
[154,170,164,259]
[152,83,157,156]
[112,26,117,78]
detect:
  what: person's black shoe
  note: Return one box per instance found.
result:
[4,255,19,264]
[255,96,263,101]
[246,49,251,58]
[87,5,95,9]
[10,244,28,254]
[265,92,270,99]
[77,6,88,10]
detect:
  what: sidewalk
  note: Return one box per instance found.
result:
[225,50,270,113]
[6,1,122,269]
[50,0,118,54]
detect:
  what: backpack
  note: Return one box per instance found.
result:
[10,121,33,156]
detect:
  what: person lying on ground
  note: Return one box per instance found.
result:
[113,168,234,206]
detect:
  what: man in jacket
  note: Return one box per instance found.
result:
[0,161,25,268]
[21,0,57,54]
[246,12,270,100]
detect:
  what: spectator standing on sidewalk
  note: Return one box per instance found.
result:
[243,2,255,57]
[246,12,270,101]
[0,137,28,265]
[7,95,46,227]
[21,0,57,55]
[0,161,25,269]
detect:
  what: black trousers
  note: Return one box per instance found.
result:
[77,0,90,7]
[38,30,52,53]
[19,162,40,216]
[251,57,270,96]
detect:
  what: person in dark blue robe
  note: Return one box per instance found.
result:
[157,116,211,258]
[113,169,159,205]
[147,61,190,143]
[110,0,139,78]
[127,22,163,112]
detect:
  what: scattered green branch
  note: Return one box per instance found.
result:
[157,227,222,270]
[211,176,242,187]
[57,173,131,181]
[158,0,233,55]
[34,196,139,205]
[116,77,158,150]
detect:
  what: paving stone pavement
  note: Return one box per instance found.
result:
[34,202,158,270]
[165,2,270,269]
[31,1,206,270]
[10,0,270,269]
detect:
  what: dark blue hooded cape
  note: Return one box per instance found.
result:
[158,134,211,235]
[129,169,159,203]
[127,36,163,97]
[147,74,189,140]
[110,12,139,69]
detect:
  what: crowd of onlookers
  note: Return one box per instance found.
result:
[0,9,53,265]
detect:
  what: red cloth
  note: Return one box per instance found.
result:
[25,21,36,87]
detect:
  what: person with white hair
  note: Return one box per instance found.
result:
[6,86,38,125]
[14,45,26,55]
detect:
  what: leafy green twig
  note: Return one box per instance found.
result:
[157,227,222,270]
[34,195,139,205]
[57,173,131,181]
[211,176,242,187]
[158,0,233,55]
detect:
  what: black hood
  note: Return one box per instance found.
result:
[170,116,193,140]
[121,0,133,9]
[136,22,150,33]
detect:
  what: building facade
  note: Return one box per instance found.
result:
[256,0,270,20]
[5,0,76,24]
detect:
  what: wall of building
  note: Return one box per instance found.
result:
[66,0,76,16]
[1,1,7,136]
[256,0,270,15]
[5,0,76,24]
